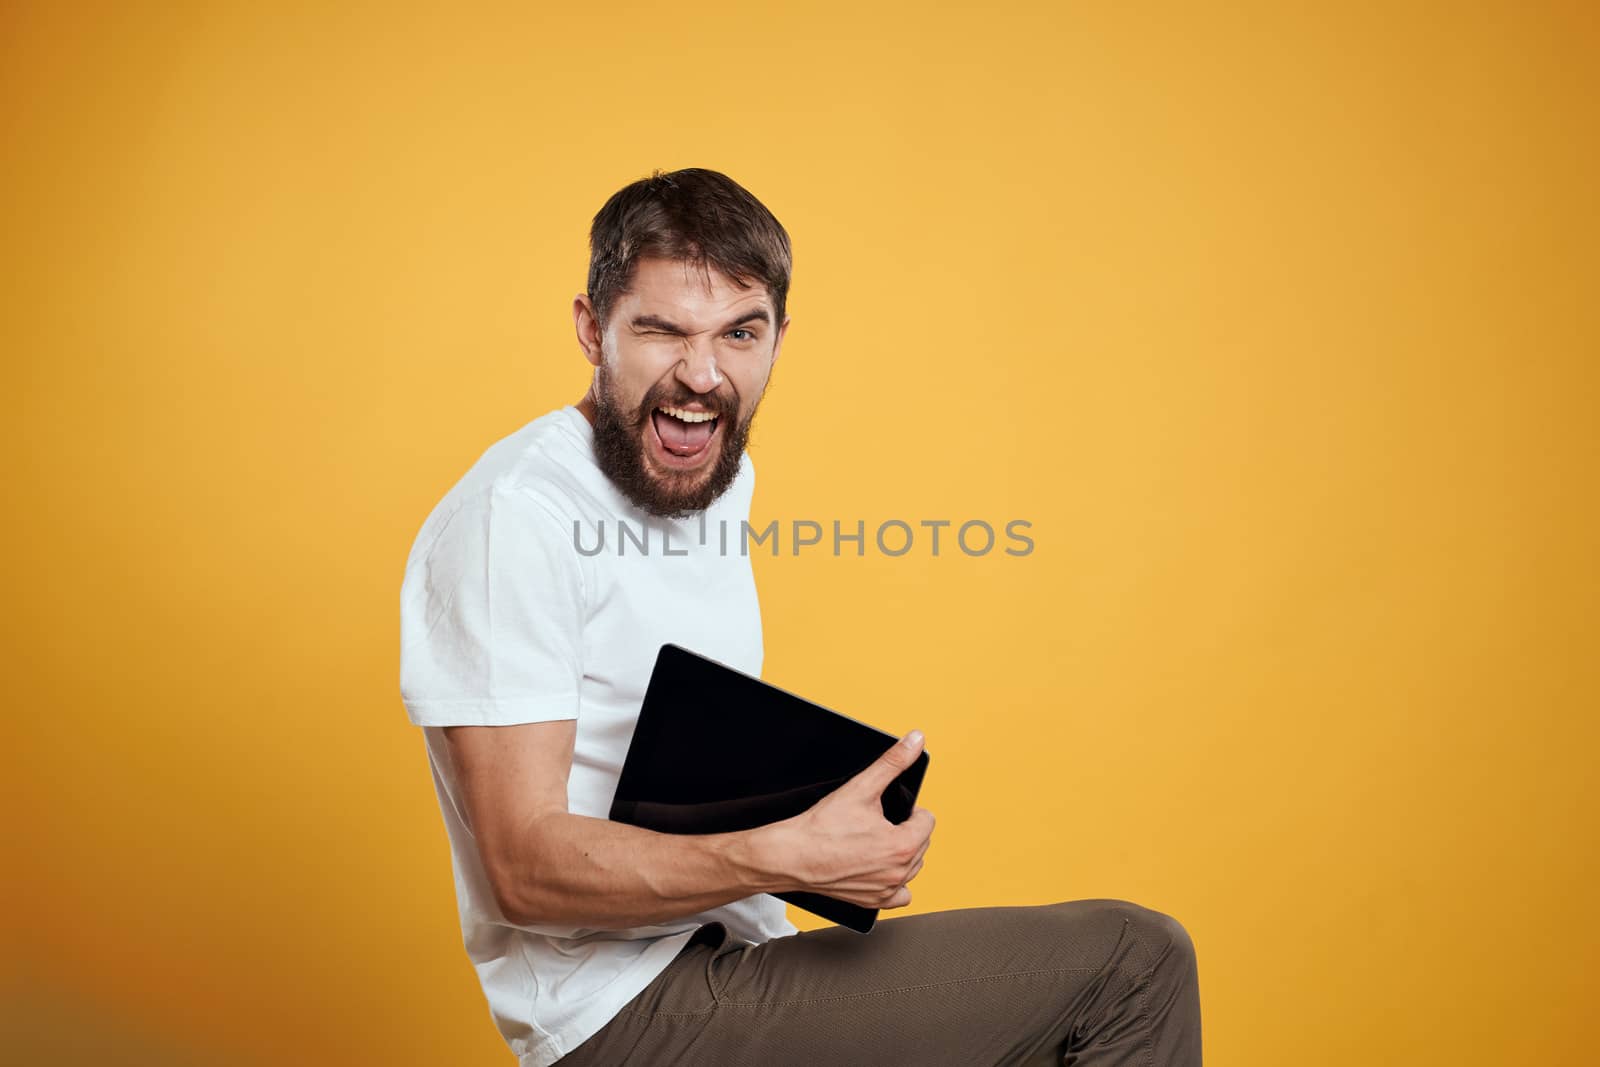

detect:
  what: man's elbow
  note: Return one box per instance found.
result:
[496,890,547,928]
[478,814,571,926]
[486,861,555,926]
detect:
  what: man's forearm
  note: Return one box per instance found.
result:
[489,811,797,929]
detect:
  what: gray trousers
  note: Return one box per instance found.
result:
[557,899,1202,1066]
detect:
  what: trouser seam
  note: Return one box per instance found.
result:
[1121,917,1159,1067]
[628,964,1102,1018]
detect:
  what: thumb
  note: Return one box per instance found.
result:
[845,730,924,800]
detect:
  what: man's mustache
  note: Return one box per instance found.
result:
[631,387,739,424]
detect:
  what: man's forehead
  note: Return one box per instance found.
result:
[623,256,773,321]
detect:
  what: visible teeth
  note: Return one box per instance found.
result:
[658,405,717,423]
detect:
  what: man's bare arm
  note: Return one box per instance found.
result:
[444,719,787,927]
[445,719,935,929]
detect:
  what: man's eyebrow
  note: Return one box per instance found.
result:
[628,308,772,335]
[722,308,772,330]
[628,314,688,334]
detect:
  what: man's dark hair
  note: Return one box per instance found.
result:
[586,168,792,329]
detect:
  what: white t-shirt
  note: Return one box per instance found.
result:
[399,405,798,1066]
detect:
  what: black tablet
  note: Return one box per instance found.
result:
[608,643,930,933]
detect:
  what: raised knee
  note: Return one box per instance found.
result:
[1126,902,1196,975]
[1076,899,1197,975]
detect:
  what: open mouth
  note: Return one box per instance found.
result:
[648,404,721,466]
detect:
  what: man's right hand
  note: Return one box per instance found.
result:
[763,730,936,911]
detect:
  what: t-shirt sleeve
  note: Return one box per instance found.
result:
[399,487,585,727]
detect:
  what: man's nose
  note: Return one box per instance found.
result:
[675,336,724,394]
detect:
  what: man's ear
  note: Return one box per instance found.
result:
[573,294,604,367]
[771,315,792,365]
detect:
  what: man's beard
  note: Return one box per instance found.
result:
[590,365,757,519]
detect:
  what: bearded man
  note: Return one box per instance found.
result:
[399,168,1202,1066]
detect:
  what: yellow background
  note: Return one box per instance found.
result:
[6,3,1596,1064]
